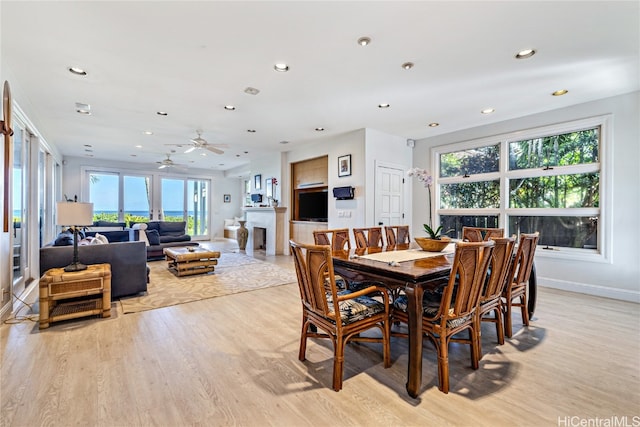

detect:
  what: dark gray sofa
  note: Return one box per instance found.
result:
[40,241,147,299]
[133,221,197,260]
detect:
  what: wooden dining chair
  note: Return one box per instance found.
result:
[313,228,351,290]
[476,236,516,361]
[384,225,411,246]
[353,227,385,249]
[312,228,351,251]
[462,227,504,242]
[392,240,495,393]
[289,240,391,391]
[503,232,539,338]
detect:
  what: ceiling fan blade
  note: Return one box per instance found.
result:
[205,145,224,155]
[190,137,207,145]
[158,164,167,169]
[184,146,196,154]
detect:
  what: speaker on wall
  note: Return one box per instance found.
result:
[332,186,354,200]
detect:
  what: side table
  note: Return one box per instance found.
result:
[39,263,111,329]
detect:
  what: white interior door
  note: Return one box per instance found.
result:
[375,163,404,227]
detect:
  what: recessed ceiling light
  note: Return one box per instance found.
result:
[224,105,236,111]
[378,103,390,109]
[143,131,153,135]
[244,87,260,95]
[279,140,289,144]
[274,63,289,72]
[515,49,536,59]
[247,129,256,133]
[552,89,569,96]
[428,122,440,127]
[402,62,414,70]
[135,145,143,148]
[156,111,168,116]
[201,152,207,156]
[244,151,249,154]
[68,67,87,76]
[75,102,91,115]
[130,154,137,157]
[236,154,241,157]
[357,37,371,46]
[481,108,495,114]
[315,127,325,131]
[84,144,92,147]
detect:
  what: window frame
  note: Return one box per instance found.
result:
[431,115,612,263]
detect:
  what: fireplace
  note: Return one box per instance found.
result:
[253,227,266,250]
[243,207,287,256]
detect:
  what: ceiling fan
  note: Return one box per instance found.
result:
[156,153,186,170]
[167,130,227,155]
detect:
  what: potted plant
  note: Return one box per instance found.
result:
[408,167,453,251]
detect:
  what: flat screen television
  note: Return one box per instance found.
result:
[298,190,328,222]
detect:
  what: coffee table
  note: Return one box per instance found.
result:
[164,246,221,277]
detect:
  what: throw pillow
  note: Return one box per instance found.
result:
[146,229,160,245]
[54,231,74,246]
[90,233,109,245]
[224,219,235,228]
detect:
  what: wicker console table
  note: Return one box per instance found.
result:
[164,247,221,276]
[39,263,111,329]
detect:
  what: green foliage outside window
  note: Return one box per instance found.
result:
[440,180,500,209]
[509,128,599,170]
[440,144,499,178]
[92,212,196,234]
[510,173,599,209]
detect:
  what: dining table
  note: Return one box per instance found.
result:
[331,242,537,398]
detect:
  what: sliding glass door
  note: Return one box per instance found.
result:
[87,169,210,239]
[12,123,28,296]
[160,177,209,238]
[88,171,152,224]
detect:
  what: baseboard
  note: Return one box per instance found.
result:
[0,301,12,322]
[538,277,640,303]
[0,281,39,322]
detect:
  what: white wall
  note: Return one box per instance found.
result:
[364,128,414,226]
[282,128,414,247]
[285,129,365,230]
[62,156,243,238]
[413,92,640,302]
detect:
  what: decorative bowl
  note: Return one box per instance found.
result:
[414,236,451,252]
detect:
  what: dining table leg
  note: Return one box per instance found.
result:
[404,284,424,398]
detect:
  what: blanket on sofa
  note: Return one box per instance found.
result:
[119,252,296,313]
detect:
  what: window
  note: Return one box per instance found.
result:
[433,116,609,261]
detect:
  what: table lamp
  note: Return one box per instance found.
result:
[56,200,94,272]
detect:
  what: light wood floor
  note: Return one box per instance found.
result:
[2,240,639,426]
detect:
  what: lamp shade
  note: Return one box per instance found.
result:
[56,202,94,226]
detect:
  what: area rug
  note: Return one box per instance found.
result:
[119,252,296,314]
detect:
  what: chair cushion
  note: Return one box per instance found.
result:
[393,294,471,328]
[328,290,385,324]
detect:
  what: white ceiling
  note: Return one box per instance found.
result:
[2,1,638,172]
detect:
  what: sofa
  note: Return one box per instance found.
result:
[84,221,133,243]
[132,221,198,260]
[40,241,148,299]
